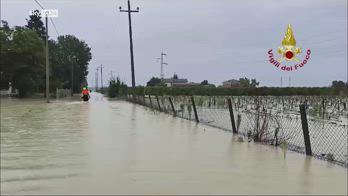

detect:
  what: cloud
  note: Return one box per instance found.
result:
[2,0,347,87]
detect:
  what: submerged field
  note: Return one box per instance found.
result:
[1,94,347,195]
[140,95,348,166]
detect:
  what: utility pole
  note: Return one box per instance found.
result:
[71,60,74,96]
[119,0,139,90]
[70,56,76,96]
[160,52,167,79]
[96,68,99,92]
[100,64,104,94]
[45,14,50,103]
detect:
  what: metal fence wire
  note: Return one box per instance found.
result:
[129,95,348,167]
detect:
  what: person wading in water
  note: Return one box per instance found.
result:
[81,87,90,101]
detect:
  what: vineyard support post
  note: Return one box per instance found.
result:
[148,95,153,108]
[227,97,237,134]
[300,104,312,156]
[191,96,199,123]
[169,97,176,117]
[156,95,161,111]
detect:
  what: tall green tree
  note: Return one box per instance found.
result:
[0,22,45,96]
[26,10,46,40]
[0,21,13,89]
[49,35,92,93]
[108,77,127,97]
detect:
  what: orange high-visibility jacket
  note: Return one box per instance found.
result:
[81,89,89,96]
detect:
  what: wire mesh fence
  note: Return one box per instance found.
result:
[128,95,348,167]
[56,88,71,98]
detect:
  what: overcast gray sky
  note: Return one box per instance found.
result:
[1,0,347,87]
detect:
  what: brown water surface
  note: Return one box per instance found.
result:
[1,93,347,195]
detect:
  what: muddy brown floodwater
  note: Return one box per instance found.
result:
[1,93,347,195]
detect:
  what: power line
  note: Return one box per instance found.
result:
[32,0,60,37]
[49,18,60,36]
[33,0,44,9]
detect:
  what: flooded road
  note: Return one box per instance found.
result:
[1,93,347,195]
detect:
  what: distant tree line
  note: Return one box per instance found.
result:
[145,76,258,88]
[129,86,347,96]
[0,11,92,97]
[138,74,347,96]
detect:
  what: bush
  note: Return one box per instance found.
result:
[108,77,127,98]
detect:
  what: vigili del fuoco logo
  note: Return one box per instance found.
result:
[268,24,311,71]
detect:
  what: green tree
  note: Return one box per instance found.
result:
[201,80,209,85]
[26,10,46,40]
[49,35,92,93]
[0,23,45,97]
[0,21,13,89]
[239,78,250,87]
[147,77,165,87]
[331,80,347,88]
[108,77,127,97]
[251,79,260,87]
[239,77,259,88]
[1,16,92,97]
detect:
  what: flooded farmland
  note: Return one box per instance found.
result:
[145,95,348,165]
[1,93,347,195]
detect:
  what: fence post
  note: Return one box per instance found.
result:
[227,97,237,134]
[149,95,153,108]
[300,104,312,156]
[321,98,325,119]
[169,97,176,117]
[191,96,199,123]
[143,95,146,105]
[156,95,161,111]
